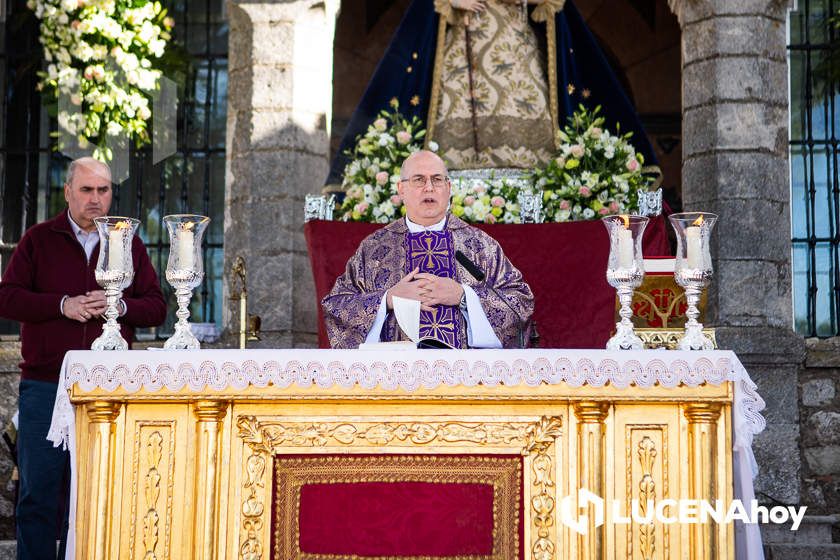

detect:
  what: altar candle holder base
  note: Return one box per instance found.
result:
[91,274,130,351]
[606,271,645,350]
[163,270,201,350]
[676,277,715,351]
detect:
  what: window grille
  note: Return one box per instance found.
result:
[789,0,840,337]
[0,0,228,337]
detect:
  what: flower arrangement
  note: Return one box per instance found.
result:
[29,0,175,160]
[337,99,429,223]
[449,177,520,224]
[337,103,656,225]
[530,105,653,222]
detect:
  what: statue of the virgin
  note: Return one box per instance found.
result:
[326,0,654,183]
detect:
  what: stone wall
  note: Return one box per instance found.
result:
[224,0,339,349]
[799,338,840,528]
[0,342,18,540]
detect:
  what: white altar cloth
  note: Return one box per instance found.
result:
[47,348,766,560]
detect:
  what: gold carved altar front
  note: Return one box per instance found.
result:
[68,354,734,560]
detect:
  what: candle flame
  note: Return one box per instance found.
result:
[692,215,704,226]
[181,222,195,232]
[114,221,131,230]
[621,214,630,228]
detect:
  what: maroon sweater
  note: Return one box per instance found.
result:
[0,209,167,382]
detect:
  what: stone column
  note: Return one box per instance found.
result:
[674,0,804,505]
[224,0,339,347]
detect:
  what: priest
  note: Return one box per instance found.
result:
[322,150,534,349]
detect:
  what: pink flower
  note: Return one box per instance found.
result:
[554,156,566,168]
[464,196,476,206]
[390,195,401,205]
[83,66,94,80]
[485,214,496,224]
[579,186,592,198]
[570,144,585,158]
[609,201,620,212]
[71,19,81,29]
[396,131,412,145]
[375,171,389,186]
[590,127,602,139]
[598,207,610,215]
[491,196,505,207]
[472,184,486,194]
[373,118,387,131]
[559,200,570,210]
[354,202,369,213]
[626,158,640,172]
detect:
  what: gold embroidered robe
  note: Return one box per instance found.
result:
[322,215,534,349]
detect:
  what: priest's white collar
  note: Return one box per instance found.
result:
[405,215,446,232]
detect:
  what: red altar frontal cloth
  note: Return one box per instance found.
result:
[298,481,494,555]
[304,216,670,348]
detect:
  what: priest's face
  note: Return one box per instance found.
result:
[397,151,451,226]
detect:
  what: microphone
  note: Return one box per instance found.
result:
[455,250,485,282]
[455,250,525,348]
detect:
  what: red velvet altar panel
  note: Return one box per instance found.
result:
[304,216,670,348]
[299,481,494,555]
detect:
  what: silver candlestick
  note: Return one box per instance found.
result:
[91,216,139,351]
[163,214,210,350]
[602,214,649,350]
[669,212,718,350]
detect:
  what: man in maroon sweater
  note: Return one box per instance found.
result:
[0,157,166,559]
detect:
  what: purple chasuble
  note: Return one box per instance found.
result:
[404,229,462,348]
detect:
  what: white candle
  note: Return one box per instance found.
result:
[686,226,702,269]
[107,229,124,271]
[618,228,634,269]
[177,227,194,270]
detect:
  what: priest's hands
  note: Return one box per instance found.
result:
[387,268,424,310]
[414,273,464,309]
[386,270,465,312]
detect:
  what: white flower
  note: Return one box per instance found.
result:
[379,200,395,217]
[106,120,122,136]
[582,208,595,219]
[428,141,439,152]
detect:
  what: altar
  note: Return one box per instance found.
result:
[49,348,765,560]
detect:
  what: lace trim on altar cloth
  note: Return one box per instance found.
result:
[63,356,739,392]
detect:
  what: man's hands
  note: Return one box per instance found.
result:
[386,268,424,310]
[386,269,464,312]
[415,273,464,309]
[63,291,107,323]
